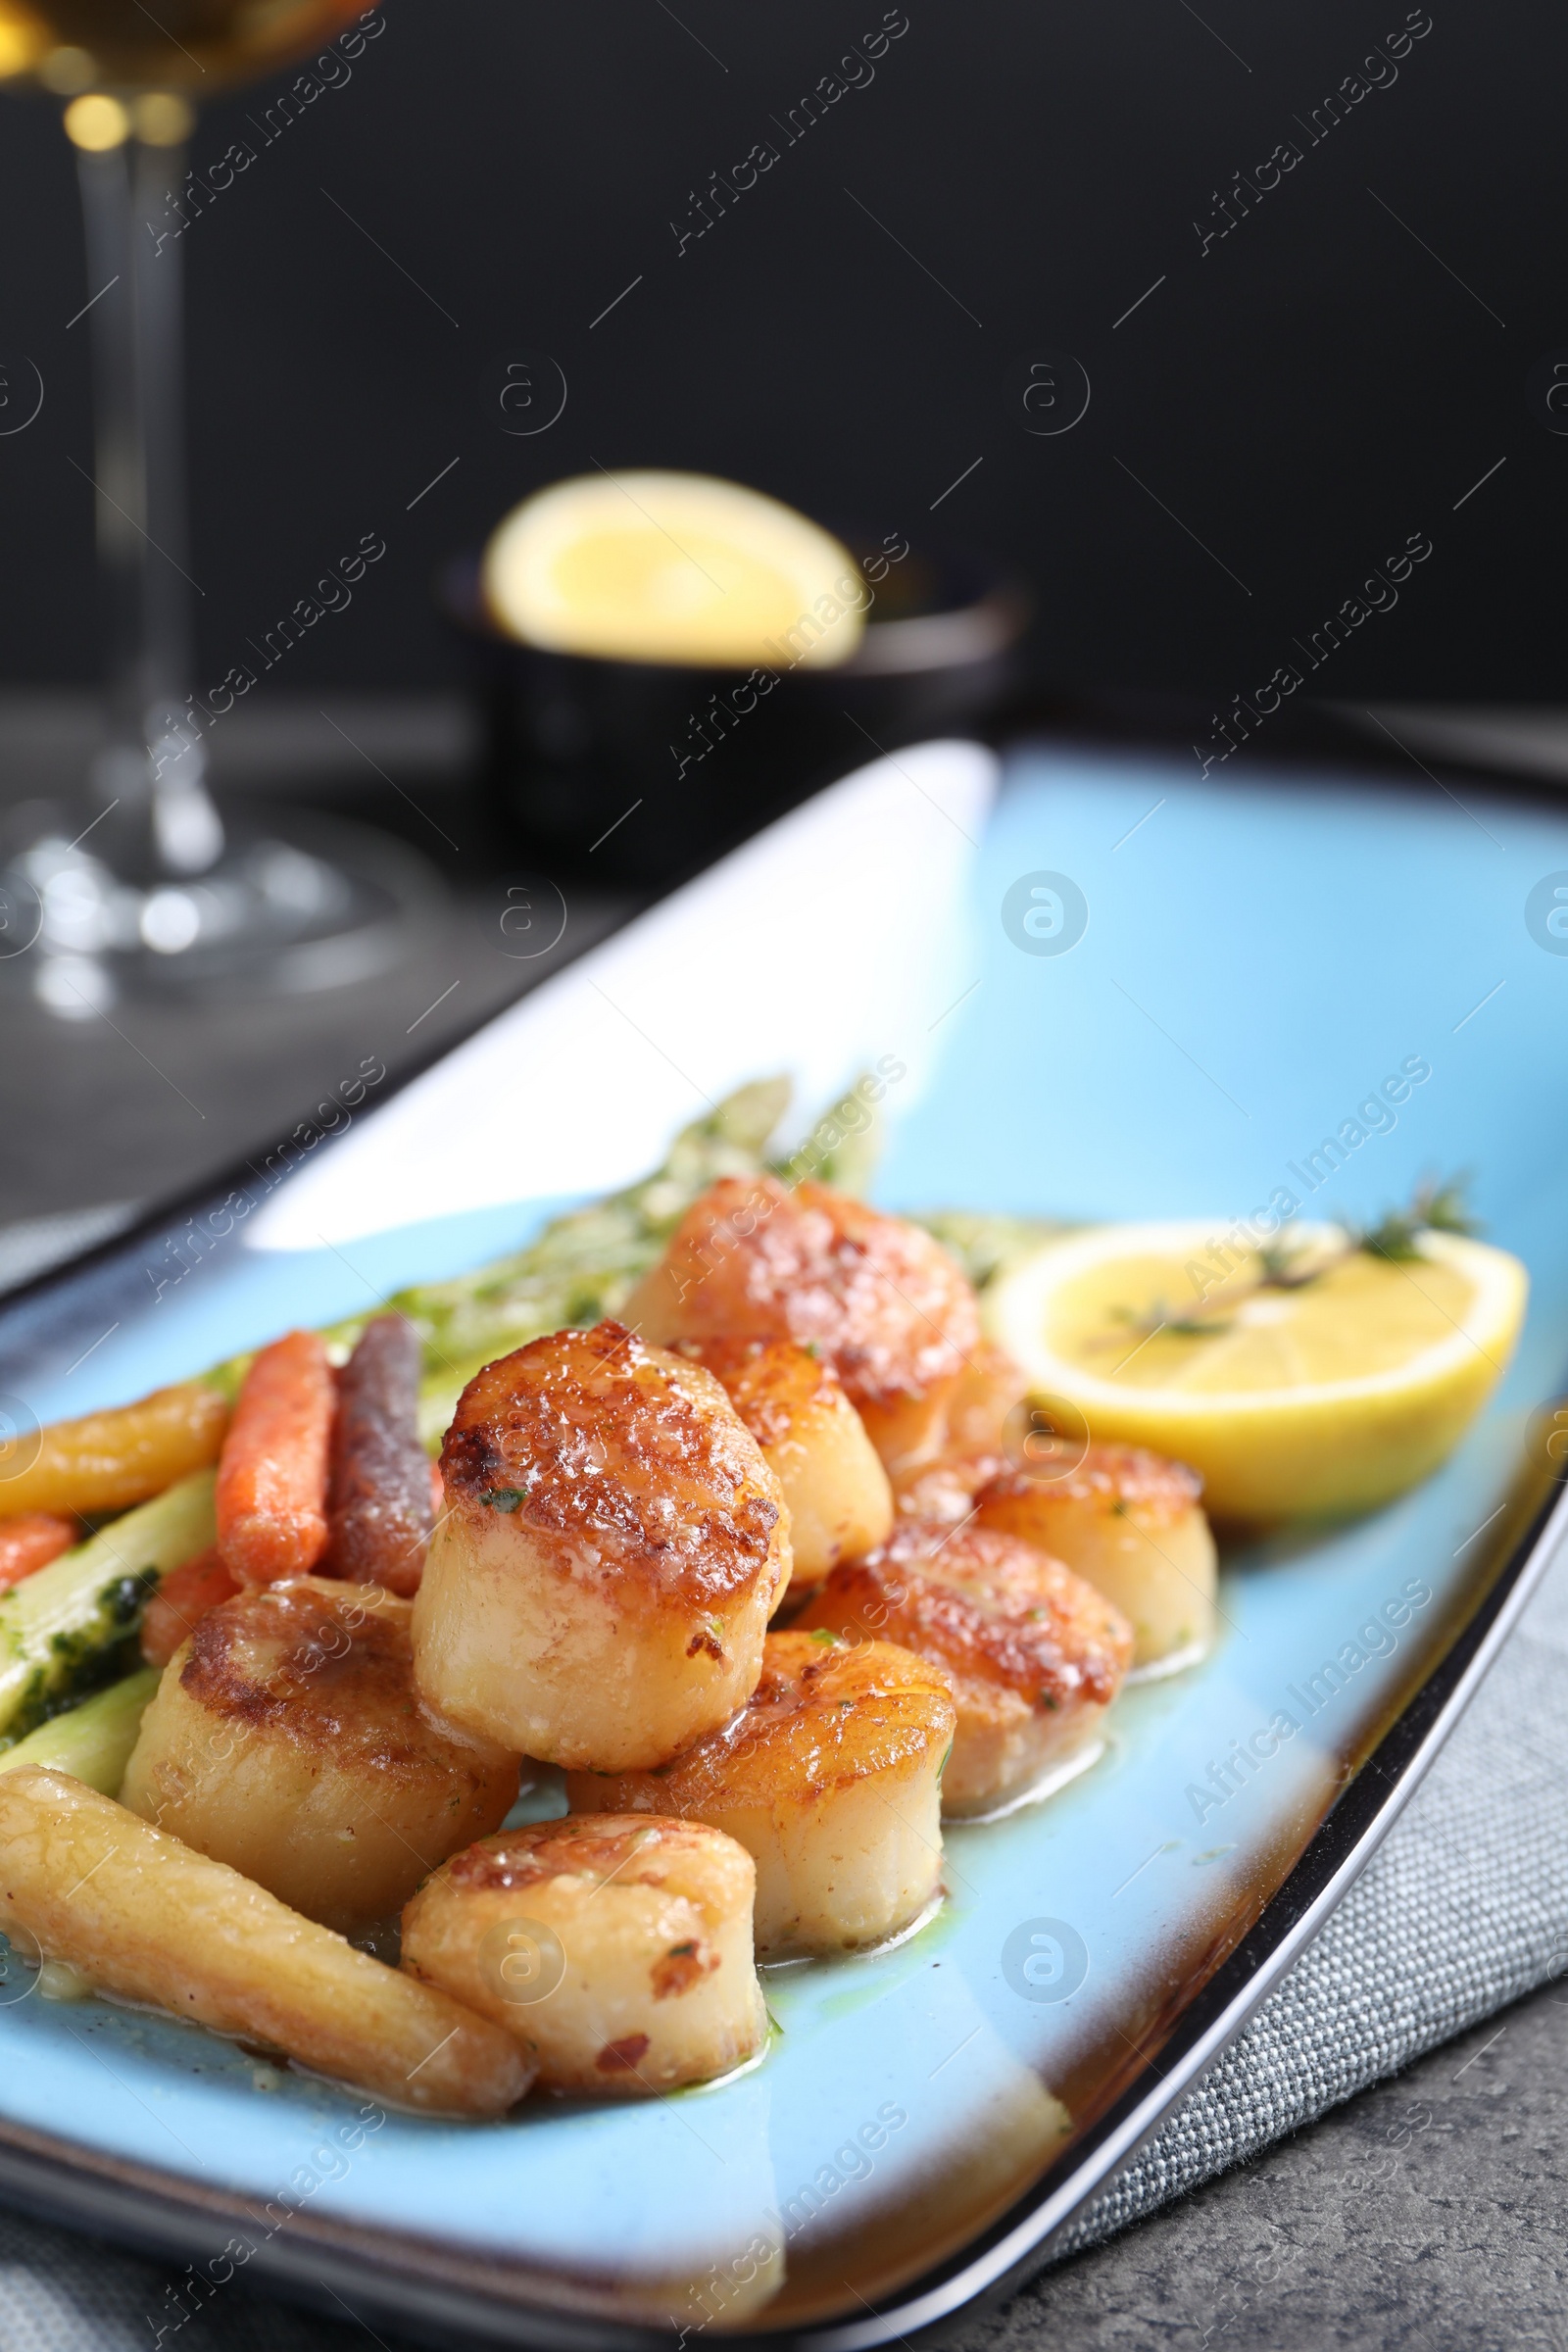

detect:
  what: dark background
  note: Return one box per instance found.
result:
[0,0,1557,711]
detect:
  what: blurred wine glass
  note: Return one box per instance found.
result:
[0,3,438,1016]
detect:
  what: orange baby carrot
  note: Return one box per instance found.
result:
[216,1330,335,1586]
[140,1544,242,1667]
[0,1513,77,1593]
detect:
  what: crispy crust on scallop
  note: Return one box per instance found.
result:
[676,1336,846,1451]
[416,1818,755,1982]
[439,1322,783,1608]
[803,1521,1132,1709]
[609,1631,955,1812]
[980,1441,1202,1524]
[178,1578,492,1782]
[637,1178,979,1410]
[438,1816,692,1896]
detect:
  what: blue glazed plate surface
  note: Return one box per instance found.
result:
[0,740,1564,2342]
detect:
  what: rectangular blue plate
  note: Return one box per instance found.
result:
[0,739,1564,2351]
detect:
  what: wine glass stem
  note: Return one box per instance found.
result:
[76,132,223,878]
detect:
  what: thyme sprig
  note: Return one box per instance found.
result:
[1105,1174,1477,1345]
[1344,1175,1478,1264]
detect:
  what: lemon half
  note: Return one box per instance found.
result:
[482,471,864,669]
[984,1219,1528,1523]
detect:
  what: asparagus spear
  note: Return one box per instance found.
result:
[213,1075,918,1436]
[349,1079,798,1443]
[0,1667,159,1793]
[0,1471,215,1745]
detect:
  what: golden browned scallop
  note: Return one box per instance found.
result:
[121,1579,519,1932]
[892,1449,1004,1527]
[0,1767,530,2116]
[402,1814,765,2094]
[414,1322,790,1772]
[944,1340,1031,1454]
[795,1521,1131,1819]
[566,1631,954,1956]
[977,1444,1217,1672]
[624,1177,981,1472]
[680,1338,892,1592]
[890,1342,1030,1523]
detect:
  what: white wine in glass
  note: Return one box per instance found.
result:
[0,0,438,1016]
[0,0,368,91]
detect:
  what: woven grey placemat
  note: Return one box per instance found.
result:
[1047,1521,1568,2264]
[1,1539,1563,2349]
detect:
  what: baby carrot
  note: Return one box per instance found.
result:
[0,1383,228,1521]
[326,1315,433,1595]
[216,1330,335,1586]
[0,1514,76,1593]
[140,1544,242,1668]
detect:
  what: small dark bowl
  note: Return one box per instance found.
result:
[439,531,1030,883]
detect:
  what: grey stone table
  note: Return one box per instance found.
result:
[0,691,638,1230]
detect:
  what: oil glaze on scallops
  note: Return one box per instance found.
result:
[414,1323,791,1772]
[567,1631,955,1956]
[796,1522,1132,1819]
[977,1444,1217,1672]
[681,1338,893,1591]
[402,1815,766,2094]
[121,1579,519,1933]
[625,1177,981,1471]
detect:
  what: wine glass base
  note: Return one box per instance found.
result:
[0,805,446,1018]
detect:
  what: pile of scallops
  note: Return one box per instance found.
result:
[0,1179,1216,2115]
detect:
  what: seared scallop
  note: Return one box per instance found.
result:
[624,1177,981,1472]
[401,1814,766,2094]
[893,1449,1005,1527]
[567,1631,954,1956]
[414,1322,791,1772]
[977,1444,1217,1672]
[944,1340,1030,1454]
[795,1521,1131,1819]
[890,1342,1029,1523]
[680,1339,892,1592]
[121,1579,519,1933]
